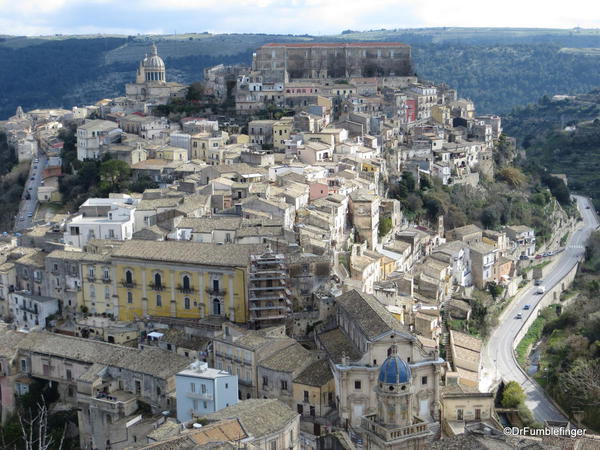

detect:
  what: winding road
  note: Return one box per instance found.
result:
[480,195,599,422]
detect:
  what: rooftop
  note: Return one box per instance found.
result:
[204,399,298,439]
[293,359,333,387]
[259,342,315,373]
[112,240,267,267]
[262,42,409,48]
[16,331,190,379]
[335,290,410,341]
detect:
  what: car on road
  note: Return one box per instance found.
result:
[519,254,529,260]
[534,279,542,286]
[586,206,591,209]
[28,186,32,190]
[516,313,523,319]
[523,305,530,310]
[536,286,546,294]
[535,254,542,259]
[27,213,33,218]
[19,216,24,221]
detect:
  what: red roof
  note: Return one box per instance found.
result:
[42,166,62,179]
[262,42,408,48]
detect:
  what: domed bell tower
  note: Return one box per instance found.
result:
[376,345,413,427]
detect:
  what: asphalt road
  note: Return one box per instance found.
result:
[14,151,48,232]
[481,195,599,423]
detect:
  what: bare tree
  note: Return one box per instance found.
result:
[18,403,66,450]
[559,359,600,407]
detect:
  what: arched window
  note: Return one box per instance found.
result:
[127,292,133,304]
[184,297,190,310]
[213,298,221,315]
[182,275,190,291]
[154,273,162,288]
[125,270,133,285]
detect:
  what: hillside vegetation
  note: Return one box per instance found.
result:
[1,28,600,119]
[503,91,600,207]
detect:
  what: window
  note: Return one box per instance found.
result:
[457,409,463,420]
[421,376,428,385]
[212,279,219,292]
[182,275,190,291]
[20,359,27,372]
[303,390,309,403]
[125,270,133,285]
[297,404,303,414]
[310,406,315,416]
[156,294,162,307]
[213,298,221,315]
[475,408,481,420]
[269,440,276,450]
[281,380,288,391]
[127,292,133,304]
[354,380,361,390]
[90,285,95,299]
[184,297,190,310]
[190,383,195,393]
[225,383,228,389]
[108,229,115,239]
[104,287,110,299]
[103,268,110,280]
[262,376,268,387]
[202,401,207,409]
[201,384,207,394]
[154,273,162,288]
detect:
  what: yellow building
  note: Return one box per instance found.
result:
[156,146,188,161]
[272,117,294,151]
[431,105,451,126]
[191,132,228,160]
[292,359,336,419]
[111,240,267,323]
[80,253,114,315]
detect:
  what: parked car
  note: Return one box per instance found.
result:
[535,254,542,259]
[519,254,529,260]
[30,177,34,181]
[27,212,33,218]
[586,206,591,209]
[534,279,542,286]
[516,313,523,319]
[523,304,530,310]
[536,286,546,294]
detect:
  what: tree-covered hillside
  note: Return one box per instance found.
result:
[503,91,600,206]
[1,28,600,119]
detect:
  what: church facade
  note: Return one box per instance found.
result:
[125,43,187,104]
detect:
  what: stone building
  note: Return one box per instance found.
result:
[125,44,187,103]
[253,43,413,82]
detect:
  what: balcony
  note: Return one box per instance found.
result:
[83,390,138,416]
[65,285,81,292]
[186,391,213,401]
[102,277,111,284]
[206,287,226,296]
[360,415,429,442]
[149,283,165,292]
[87,276,96,282]
[121,280,137,289]
[177,286,196,294]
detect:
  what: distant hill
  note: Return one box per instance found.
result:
[503,90,600,205]
[0,28,600,119]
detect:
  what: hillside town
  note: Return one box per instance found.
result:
[0,42,594,450]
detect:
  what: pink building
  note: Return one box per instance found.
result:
[309,182,330,201]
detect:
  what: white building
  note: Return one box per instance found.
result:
[175,361,238,423]
[64,197,137,248]
[9,291,59,331]
[76,119,121,161]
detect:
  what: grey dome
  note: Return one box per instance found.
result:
[143,44,165,70]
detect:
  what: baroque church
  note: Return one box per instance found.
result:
[125,43,187,103]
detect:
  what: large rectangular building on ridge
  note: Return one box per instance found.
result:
[253,42,413,82]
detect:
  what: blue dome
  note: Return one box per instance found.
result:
[378,355,411,384]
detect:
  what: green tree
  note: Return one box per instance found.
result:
[502,380,526,408]
[487,281,503,301]
[378,217,393,238]
[100,159,131,192]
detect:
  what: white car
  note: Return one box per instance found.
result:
[536,286,546,295]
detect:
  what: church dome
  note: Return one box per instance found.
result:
[378,349,411,384]
[143,44,165,70]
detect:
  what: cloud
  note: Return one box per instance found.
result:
[0,0,598,36]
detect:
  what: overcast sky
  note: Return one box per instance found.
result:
[0,0,599,36]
